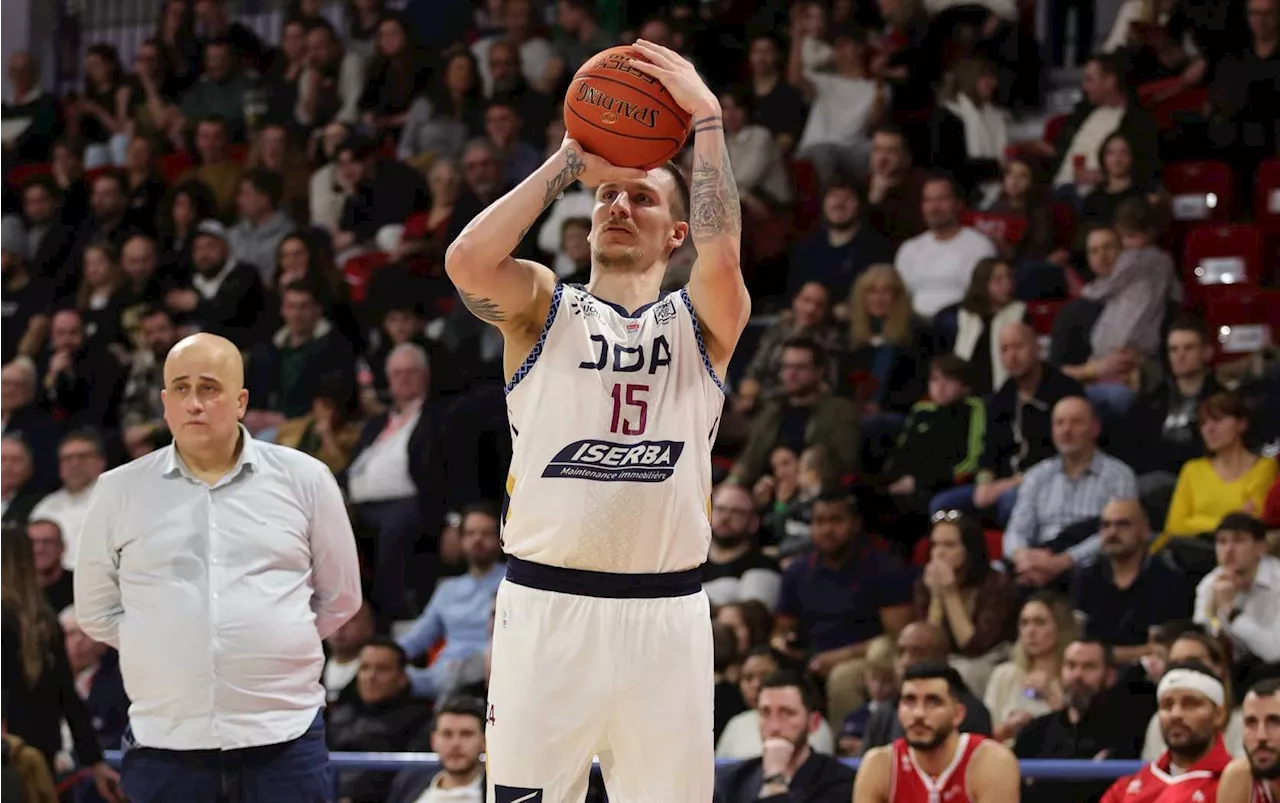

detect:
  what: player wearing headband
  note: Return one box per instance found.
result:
[1218,678,1280,803]
[1098,660,1234,803]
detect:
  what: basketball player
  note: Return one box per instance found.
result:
[444,40,748,803]
[1218,679,1280,803]
[854,663,1020,803]
[1098,660,1233,803]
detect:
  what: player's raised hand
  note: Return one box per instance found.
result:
[627,40,718,117]
[561,135,648,188]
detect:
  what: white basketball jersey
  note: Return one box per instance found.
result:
[502,283,725,574]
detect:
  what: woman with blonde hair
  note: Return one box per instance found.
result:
[984,591,1077,743]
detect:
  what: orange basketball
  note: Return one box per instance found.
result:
[563,46,692,171]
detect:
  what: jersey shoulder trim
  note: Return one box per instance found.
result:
[504,282,564,395]
[678,287,726,394]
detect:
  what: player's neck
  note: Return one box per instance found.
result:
[438,763,482,789]
[585,270,664,315]
[1169,742,1214,772]
[911,731,962,779]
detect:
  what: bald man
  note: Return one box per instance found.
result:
[75,333,361,803]
[1069,498,1193,664]
[1003,396,1137,589]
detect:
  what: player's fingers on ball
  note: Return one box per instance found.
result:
[625,59,671,79]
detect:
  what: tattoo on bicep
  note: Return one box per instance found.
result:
[518,148,588,241]
[689,150,742,240]
[459,290,507,324]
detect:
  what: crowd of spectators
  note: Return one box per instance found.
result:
[3,0,1280,800]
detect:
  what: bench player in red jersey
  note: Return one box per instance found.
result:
[854,663,1020,803]
[1098,660,1233,803]
[1219,678,1280,803]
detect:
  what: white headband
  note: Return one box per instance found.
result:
[1157,668,1225,707]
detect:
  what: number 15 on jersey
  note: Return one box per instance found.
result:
[610,383,649,435]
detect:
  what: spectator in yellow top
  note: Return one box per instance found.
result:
[1155,392,1278,554]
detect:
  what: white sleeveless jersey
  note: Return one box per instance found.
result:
[502,283,726,574]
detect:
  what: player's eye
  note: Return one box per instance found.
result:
[634,193,649,202]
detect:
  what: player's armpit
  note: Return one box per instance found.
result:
[853,746,892,803]
[1215,758,1255,803]
[968,740,1022,803]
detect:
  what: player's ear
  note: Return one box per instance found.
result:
[952,699,967,728]
[669,220,688,250]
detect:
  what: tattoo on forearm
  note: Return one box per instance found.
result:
[518,148,587,241]
[690,150,742,241]
[692,115,723,135]
[459,290,506,323]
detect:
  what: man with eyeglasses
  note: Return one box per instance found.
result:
[701,482,781,610]
[1069,498,1193,665]
[29,428,107,570]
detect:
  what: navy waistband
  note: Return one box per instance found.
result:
[504,555,702,599]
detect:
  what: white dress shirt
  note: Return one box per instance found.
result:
[74,426,362,751]
[30,482,97,570]
[1194,555,1280,663]
[412,770,484,803]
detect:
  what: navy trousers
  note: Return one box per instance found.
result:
[120,711,331,803]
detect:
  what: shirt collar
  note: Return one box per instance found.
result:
[1254,555,1280,590]
[161,424,259,482]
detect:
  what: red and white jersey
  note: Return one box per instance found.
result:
[1099,737,1233,803]
[889,733,988,803]
[502,284,725,574]
[1254,780,1278,803]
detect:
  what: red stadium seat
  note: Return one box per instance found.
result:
[960,210,1027,246]
[84,165,112,183]
[1027,299,1064,334]
[342,251,390,303]
[1201,285,1274,360]
[1182,223,1265,306]
[790,159,821,234]
[1043,114,1068,146]
[1256,157,1280,233]
[1049,202,1077,250]
[403,211,432,241]
[6,162,52,185]
[1164,161,1236,223]
[160,150,195,182]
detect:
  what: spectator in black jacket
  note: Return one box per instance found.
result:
[327,637,431,803]
[16,179,76,308]
[334,134,430,253]
[60,608,130,752]
[929,322,1084,527]
[163,220,267,349]
[37,309,127,431]
[715,671,855,803]
[788,182,894,304]
[0,437,44,527]
[1,219,52,365]
[1,53,63,164]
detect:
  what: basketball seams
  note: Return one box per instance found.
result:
[568,73,691,128]
[565,102,684,146]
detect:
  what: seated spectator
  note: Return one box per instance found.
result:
[1,217,53,363]
[296,20,365,134]
[720,87,793,219]
[1204,0,1280,176]
[163,220,267,349]
[323,600,373,704]
[714,671,855,803]
[193,0,266,71]
[1042,54,1160,204]
[718,646,838,759]
[51,138,92,226]
[835,643,896,757]
[119,305,179,455]
[1069,498,1193,664]
[2,52,63,164]
[729,336,860,486]
[264,232,363,348]
[447,138,516,248]
[1105,0,1206,85]
[1142,629,1246,760]
[15,178,77,298]
[864,125,928,246]
[125,40,184,152]
[1,436,44,527]
[69,44,129,170]
[840,264,935,424]
[860,621,995,753]
[227,166,294,285]
[176,40,249,142]
[931,321,1083,524]
[771,490,915,725]
[358,301,431,412]
[334,134,431,254]
[986,592,1075,743]
[245,124,311,224]
[940,57,1009,200]
[757,445,832,557]
[27,518,72,613]
[744,34,807,156]
[177,117,246,221]
[359,14,430,145]
[880,356,986,535]
[156,179,218,272]
[936,257,1026,396]
[716,600,774,658]
[397,502,504,700]
[713,621,749,741]
[914,512,1016,696]
[385,696,487,803]
[71,172,141,286]
[894,174,997,318]
[397,47,481,167]
[482,40,551,151]
[344,343,435,623]
[983,158,1059,269]
[1077,132,1162,235]
[787,27,885,186]
[76,241,128,349]
[1004,396,1138,588]
[482,98,540,187]
[275,376,363,475]
[546,0,614,89]
[30,430,107,571]
[1193,513,1280,674]
[260,20,307,132]
[121,137,166,237]
[869,0,936,116]
[38,309,127,430]
[60,607,129,752]
[736,281,843,417]
[309,121,356,235]
[1115,317,1221,521]
[153,0,198,94]
[0,359,61,492]
[703,483,782,611]
[788,182,894,306]
[117,235,165,328]
[1157,394,1278,559]
[328,637,432,803]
